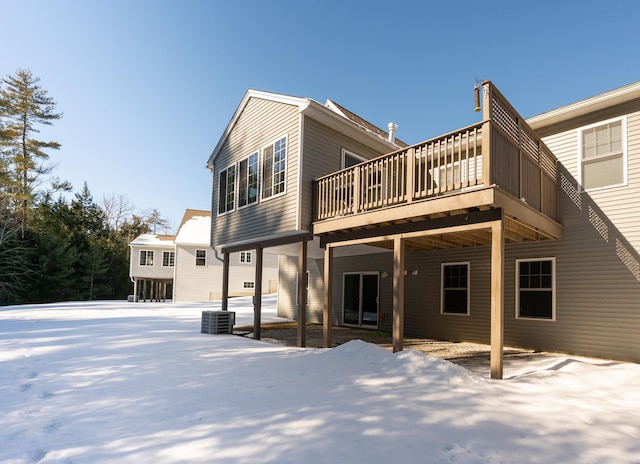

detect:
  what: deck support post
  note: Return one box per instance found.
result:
[254,247,263,340]
[323,245,334,348]
[490,219,505,379]
[222,251,230,311]
[392,236,405,353]
[133,278,138,302]
[297,240,307,347]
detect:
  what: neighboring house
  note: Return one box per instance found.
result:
[207,82,640,378]
[129,233,176,301]
[129,209,278,302]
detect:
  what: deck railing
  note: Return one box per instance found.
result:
[314,81,558,223]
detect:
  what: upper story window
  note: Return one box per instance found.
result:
[195,249,207,267]
[162,251,175,267]
[218,165,236,215]
[262,136,287,199]
[238,152,259,208]
[342,149,366,169]
[441,263,469,315]
[516,258,555,320]
[139,250,154,266]
[579,117,627,190]
[240,251,252,264]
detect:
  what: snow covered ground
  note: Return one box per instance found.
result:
[1,296,639,463]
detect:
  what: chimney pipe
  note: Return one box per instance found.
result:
[388,122,398,143]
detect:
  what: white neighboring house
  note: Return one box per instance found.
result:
[129,233,176,302]
[129,209,279,302]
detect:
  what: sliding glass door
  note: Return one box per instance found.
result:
[343,272,379,328]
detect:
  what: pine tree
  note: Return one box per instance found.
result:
[0,69,62,236]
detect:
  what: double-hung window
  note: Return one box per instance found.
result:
[238,152,259,208]
[262,136,287,199]
[579,117,627,190]
[140,250,154,266]
[441,263,469,315]
[162,251,175,267]
[516,258,555,320]
[195,249,207,267]
[218,165,236,214]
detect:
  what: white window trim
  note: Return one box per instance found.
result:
[240,251,252,264]
[195,249,207,267]
[140,250,154,267]
[238,151,259,210]
[440,262,470,316]
[260,134,288,202]
[217,164,236,216]
[243,281,255,289]
[162,251,175,267]
[577,116,628,192]
[515,257,556,321]
[341,149,366,169]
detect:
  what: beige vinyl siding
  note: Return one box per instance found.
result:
[212,98,300,246]
[299,117,392,231]
[544,110,640,252]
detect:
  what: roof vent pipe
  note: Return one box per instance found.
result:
[388,122,398,143]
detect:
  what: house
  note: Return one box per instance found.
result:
[207,82,640,379]
[129,209,279,302]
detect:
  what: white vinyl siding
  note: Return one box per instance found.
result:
[579,116,627,190]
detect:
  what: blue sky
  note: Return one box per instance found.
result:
[2,0,639,231]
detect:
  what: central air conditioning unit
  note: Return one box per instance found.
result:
[201,310,235,335]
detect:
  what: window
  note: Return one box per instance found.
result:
[240,251,252,264]
[262,135,287,199]
[579,117,627,190]
[238,152,259,207]
[140,250,154,266]
[516,258,555,320]
[162,251,175,267]
[243,281,255,289]
[218,165,236,214]
[441,263,469,315]
[195,249,206,267]
[342,149,366,168]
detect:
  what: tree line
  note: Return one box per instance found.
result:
[0,68,169,305]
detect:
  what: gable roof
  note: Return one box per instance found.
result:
[528,80,640,137]
[129,234,175,247]
[174,213,211,246]
[206,89,403,168]
[324,99,408,148]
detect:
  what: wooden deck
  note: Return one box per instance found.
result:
[310,82,563,379]
[313,82,561,246]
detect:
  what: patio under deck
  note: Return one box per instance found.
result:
[313,82,563,379]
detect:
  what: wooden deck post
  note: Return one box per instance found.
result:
[222,251,230,311]
[490,219,505,379]
[297,240,307,347]
[254,247,263,340]
[323,245,334,348]
[133,278,138,302]
[393,236,405,353]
